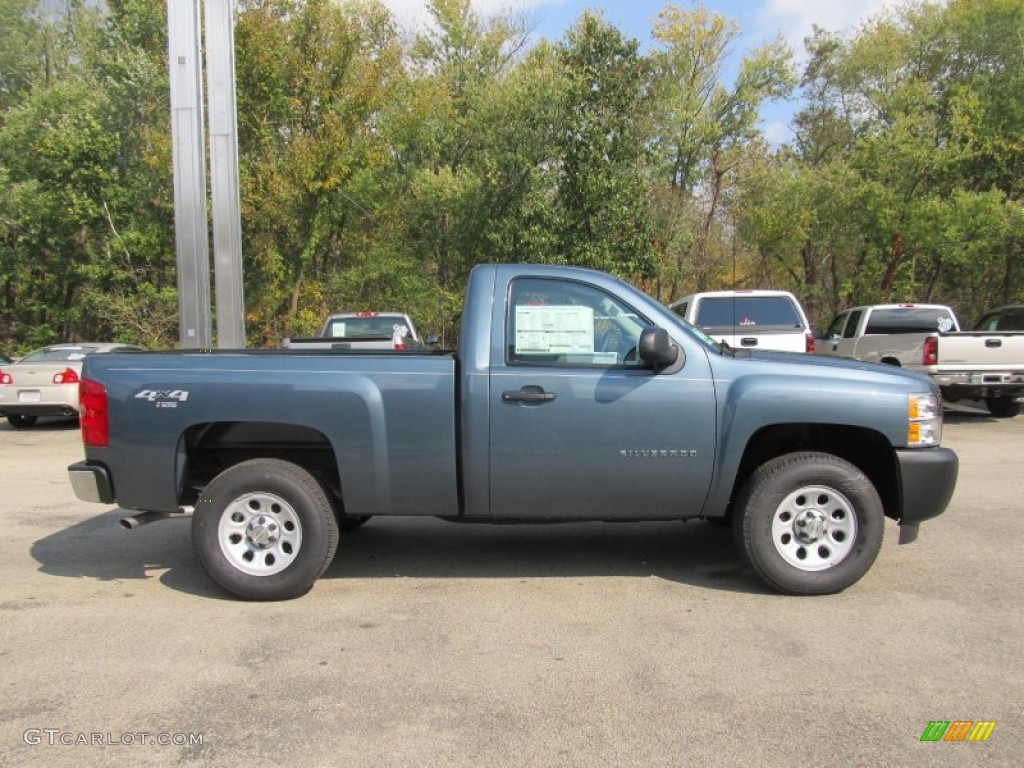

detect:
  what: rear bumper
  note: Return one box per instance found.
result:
[934,371,1024,399]
[1,404,79,417]
[68,461,115,504]
[0,385,79,416]
[895,447,958,526]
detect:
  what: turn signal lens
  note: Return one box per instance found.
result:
[908,393,941,446]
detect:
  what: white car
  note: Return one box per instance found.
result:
[0,343,143,428]
[669,289,815,353]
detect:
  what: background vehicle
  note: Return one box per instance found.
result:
[0,343,142,428]
[817,304,1024,417]
[975,305,1024,332]
[669,289,814,353]
[67,265,957,600]
[282,312,424,350]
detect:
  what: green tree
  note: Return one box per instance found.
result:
[648,3,794,297]
[551,12,654,278]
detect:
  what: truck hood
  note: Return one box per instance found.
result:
[717,348,936,390]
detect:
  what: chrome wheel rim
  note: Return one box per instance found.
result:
[771,485,857,571]
[218,492,302,576]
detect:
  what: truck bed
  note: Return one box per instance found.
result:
[83,349,460,516]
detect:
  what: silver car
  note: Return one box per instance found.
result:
[0,343,143,428]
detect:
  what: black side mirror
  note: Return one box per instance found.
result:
[638,327,678,368]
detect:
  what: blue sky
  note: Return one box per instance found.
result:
[380,0,910,144]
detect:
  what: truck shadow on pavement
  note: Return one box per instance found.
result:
[29,510,223,597]
[941,402,1001,424]
[324,517,766,593]
[31,512,769,598]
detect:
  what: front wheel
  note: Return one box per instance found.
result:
[732,452,884,595]
[192,459,339,600]
[985,397,1021,418]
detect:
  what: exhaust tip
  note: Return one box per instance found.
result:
[118,511,165,530]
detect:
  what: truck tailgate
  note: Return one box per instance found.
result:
[936,332,1024,368]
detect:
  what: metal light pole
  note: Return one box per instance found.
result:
[205,0,246,349]
[167,0,212,349]
[167,0,246,349]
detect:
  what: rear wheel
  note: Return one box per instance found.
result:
[985,397,1021,418]
[732,452,884,595]
[7,414,38,428]
[192,458,339,600]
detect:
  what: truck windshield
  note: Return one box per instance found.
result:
[324,317,404,339]
[695,297,803,330]
[864,308,956,334]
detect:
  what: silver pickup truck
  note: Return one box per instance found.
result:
[817,303,1024,417]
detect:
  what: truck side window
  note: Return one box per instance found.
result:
[826,313,847,338]
[843,310,863,339]
[506,278,649,368]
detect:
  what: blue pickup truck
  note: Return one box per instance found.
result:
[68,264,958,600]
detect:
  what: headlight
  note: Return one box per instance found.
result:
[908,393,942,446]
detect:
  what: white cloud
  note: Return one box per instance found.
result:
[758,0,905,55]
[379,0,559,30]
[761,120,792,147]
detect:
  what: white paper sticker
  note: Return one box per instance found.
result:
[515,306,594,354]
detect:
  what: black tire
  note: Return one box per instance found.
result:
[732,452,884,595]
[7,414,38,428]
[985,397,1021,418]
[192,458,339,600]
[338,515,372,532]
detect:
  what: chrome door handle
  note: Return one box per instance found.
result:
[502,386,557,403]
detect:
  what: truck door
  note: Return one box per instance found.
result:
[825,310,863,358]
[487,277,717,520]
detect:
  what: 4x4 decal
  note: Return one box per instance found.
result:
[135,390,190,408]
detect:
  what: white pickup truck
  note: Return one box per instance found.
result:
[817,303,1024,417]
[669,290,815,353]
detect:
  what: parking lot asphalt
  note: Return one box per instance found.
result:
[0,404,1021,767]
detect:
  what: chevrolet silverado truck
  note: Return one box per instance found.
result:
[817,304,1024,417]
[67,264,958,600]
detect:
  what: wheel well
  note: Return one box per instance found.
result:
[732,424,900,519]
[178,421,342,510]
[879,357,901,367]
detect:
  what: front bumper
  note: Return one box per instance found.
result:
[68,461,115,504]
[895,447,958,526]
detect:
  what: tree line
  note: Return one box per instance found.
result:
[0,0,1021,351]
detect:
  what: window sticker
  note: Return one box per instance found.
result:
[937,317,954,333]
[515,305,594,355]
[329,323,346,338]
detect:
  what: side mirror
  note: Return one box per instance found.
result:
[424,334,440,346]
[638,327,678,368]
